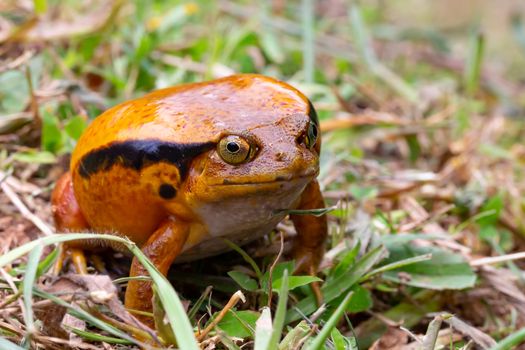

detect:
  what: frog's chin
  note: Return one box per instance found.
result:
[186,175,311,255]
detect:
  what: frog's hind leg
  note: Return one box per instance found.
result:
[51,172,90,274]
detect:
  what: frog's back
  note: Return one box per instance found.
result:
[71,74,309,172]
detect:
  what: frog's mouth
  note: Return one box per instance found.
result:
[210,171,318,186]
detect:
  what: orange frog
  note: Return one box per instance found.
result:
[51,74,327,322]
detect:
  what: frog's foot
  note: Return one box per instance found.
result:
[70,248,88,274]
[90,254,107,274]
[53,245,88,275]
[293,246,324,305]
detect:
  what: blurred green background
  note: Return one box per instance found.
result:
[3,0,525,157]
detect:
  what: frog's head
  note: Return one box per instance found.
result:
[71,74,321,224]
[182,74,321,203]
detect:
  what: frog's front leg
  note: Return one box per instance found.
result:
[125,217,190,325]
[290,180,327,302]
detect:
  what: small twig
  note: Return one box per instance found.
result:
[0,320,21,336]
[152,52,234,78]
[367,311,403,327]
[308,304,326,323]
[0,268,20,294]
[196,290,245,341]
[25,65,41,128]
[87,306,158,345]
[199,334,222,348]
[1,179,54,236]
[295,324,318,350]
[399,326,423,344]
[123,64,139,100]
[2,295,74,315]
[0,290,22,310]
[267,231,285,307]
[399,204,455,232]
[37,334,102,350]
[422,314,444,350]
[0,49,35,74]
[470,252,525,267]
[0,267,27,331]
[319,111,409,132]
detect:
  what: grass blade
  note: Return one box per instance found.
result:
[360,253,432,281]
[22,242,44,336]
[276,206,336,217]
[279,321,310,349]
[348,5,418,102]
[33,0,47,14]
[152,285,177,345]
[422,314,443,350]
[0,233,198,348]
[305,291,354,350]
[464,31,485,96]
[127,244,199,349]
[511,14,525,52]
[219,331,243,350]
[268,269,289,349]
[188,285,213,321]
[259,2,284,64]
[224,239,263,280]
[35,246,59,277]
[68,327,134,345]
[287,245,387,323]
[489,328,525,350]
[254,307,273,350]
[34,288,138,345]
[0,233,133,268]
[0,338,25,350]
[301,0,315,83]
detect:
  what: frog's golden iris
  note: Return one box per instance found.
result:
[51,74,327,326]
[217,135,256,165]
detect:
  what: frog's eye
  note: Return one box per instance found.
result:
[303,122,319,149]
[218,135,254,165]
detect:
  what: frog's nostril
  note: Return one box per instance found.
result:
[275,152,285,161]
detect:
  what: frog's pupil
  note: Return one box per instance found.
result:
[311,124,318,138]
[159,183,176,199]
[227,142,240,153]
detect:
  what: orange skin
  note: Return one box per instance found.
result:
[51,74,327,325]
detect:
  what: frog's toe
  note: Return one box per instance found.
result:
[292,247,324,305]
[51,244,66,275]
[310,280,323,306]
[292,244,322,275]
[70,248,88,274]
[52,245,88,275]
[89,254,107,274]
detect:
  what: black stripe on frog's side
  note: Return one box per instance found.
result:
[307,99,319,127]
[78,139,216,179]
